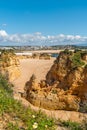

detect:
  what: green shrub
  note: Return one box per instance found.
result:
[0,74,13,94]
[7,123,19,130]
[71,52,85,67]
[61,120,82,130]
[63,49,70,54]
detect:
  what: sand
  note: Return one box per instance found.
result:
[12,57,87,124]
[12,58,55,93]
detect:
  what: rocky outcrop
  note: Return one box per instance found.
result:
[0,50,20,82]
[46,52,72,84]
[39,53,51,60]
[24,50,87,112]
[32,53,51,60]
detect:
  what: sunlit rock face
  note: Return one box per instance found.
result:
[24,50,87,112]
[0,50,20,82]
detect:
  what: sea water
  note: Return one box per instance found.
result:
[51,53,59,58]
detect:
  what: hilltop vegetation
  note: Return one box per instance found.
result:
[63,49,87,67]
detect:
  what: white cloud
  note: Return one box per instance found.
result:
[0,30,8,37]
[59,34,65,38]
[34,32,42,35]
[67,35,74,40]
[0,30,87,46]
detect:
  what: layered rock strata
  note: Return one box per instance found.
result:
[0,50,20,82]
[24,50,87,112]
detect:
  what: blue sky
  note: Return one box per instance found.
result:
[0,0,87,46]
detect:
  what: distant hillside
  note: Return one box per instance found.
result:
[76,43,87,46]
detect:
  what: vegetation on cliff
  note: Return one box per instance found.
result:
[71,50,86,68]
[63,49,86,68]
[0,74,55,130]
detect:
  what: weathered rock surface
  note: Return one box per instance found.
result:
[0,50,20,82]
[24,50,87,112]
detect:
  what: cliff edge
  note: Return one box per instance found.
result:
[0,50,20,82]
[24,49,87,112]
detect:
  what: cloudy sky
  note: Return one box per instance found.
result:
[0,0,87,46]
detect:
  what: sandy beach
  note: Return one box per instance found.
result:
[12,58,55,93]
[22,50,62,54]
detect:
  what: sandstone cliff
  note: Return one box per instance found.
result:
[24,50,87,112]
[0,50,20,82]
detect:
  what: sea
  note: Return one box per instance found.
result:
[51,53,59,58]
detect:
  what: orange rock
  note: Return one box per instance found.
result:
[24,50,87,112]
[0,50,20,82]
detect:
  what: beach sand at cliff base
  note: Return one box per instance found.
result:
[12,58,55,93]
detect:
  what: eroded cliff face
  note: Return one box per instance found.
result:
[46,52,72,84]
[24,50,87,112]
[0,50,20,82]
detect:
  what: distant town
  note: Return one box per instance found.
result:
[0,45,87,52]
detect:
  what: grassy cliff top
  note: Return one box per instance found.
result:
[62,49,87,68]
